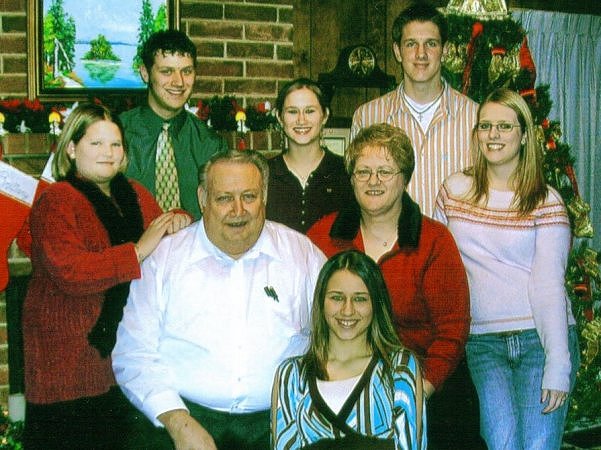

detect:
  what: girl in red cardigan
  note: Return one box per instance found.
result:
[22,104,190,449]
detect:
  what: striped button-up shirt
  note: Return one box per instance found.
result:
[351,82,478,217]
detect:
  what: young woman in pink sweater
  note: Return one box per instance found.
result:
[435,88,579,450]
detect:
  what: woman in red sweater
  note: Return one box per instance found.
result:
[22,104,190,449]
[307,123,475,448]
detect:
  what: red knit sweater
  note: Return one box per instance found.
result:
[307,194,470,389]
[23,180,163,404]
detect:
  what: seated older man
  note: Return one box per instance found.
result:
[113,150,326,449]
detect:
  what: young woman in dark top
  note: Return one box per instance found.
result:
[266,78,352,233]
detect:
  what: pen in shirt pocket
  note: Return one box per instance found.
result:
[264,286,279,302]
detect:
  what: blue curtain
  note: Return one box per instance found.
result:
[512,9,601,249]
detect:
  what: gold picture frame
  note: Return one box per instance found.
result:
[322,127,351,157]
[27,0,180,101]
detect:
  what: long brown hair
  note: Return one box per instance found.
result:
[303,250,402,380]
[466,88,547,214]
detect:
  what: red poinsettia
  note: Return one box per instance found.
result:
[194,99,211,121]
[0,98,49,133]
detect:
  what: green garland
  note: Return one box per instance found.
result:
[444,13,601,430]
[0,411,22,449]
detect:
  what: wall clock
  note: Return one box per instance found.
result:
[347,45,376,78]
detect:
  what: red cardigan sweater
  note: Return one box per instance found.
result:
[307,193,470,389]
[23,179,163,404]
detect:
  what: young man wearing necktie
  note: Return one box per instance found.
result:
[121,30,227,220]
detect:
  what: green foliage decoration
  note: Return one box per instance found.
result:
[0,411,22,450]
[245,104,278,132]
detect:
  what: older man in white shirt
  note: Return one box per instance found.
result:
[112,149,326,450]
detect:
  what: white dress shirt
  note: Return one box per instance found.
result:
[112,219,326,425]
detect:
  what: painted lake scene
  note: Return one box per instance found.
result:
[42,0,168,90]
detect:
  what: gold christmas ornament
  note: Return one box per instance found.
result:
[443,0,509,20]
[567,197,595,239]
[581,247,600,283]
[535,125,546,147]
[443,42,467,74]
[503,47,521,79]
[581,319,601,367]
[488,48,504,83]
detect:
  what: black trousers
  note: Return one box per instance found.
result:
[427,358,487,450]
[133,401,270,450]
[23,386,148,450]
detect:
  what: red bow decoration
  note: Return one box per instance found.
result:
[462,22,484,95]
[519,35,537,90]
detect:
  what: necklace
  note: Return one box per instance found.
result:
[381,238,394,247]
[284,147,324,187]
[402,88,444,121]
[362,225,397,248]
[379,230,397,248]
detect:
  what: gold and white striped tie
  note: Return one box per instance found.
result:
[155,122,181,211]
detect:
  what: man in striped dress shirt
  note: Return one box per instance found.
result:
[351,3,484,450]
[351,3,478,219]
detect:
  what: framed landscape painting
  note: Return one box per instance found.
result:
[27,0,180,100]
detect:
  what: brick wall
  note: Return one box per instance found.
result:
[0,0,28,98]
[185,0,295,107]
[0,0,296,410]
[0,0,27,410]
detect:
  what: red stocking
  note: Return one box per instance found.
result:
[0,161,40,290]
[0,196,31,291]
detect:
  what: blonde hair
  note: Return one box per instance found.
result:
[345,123,415,183]
[52,103,127,180]
[467,88,547,214]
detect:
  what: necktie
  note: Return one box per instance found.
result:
[155,123,181,211]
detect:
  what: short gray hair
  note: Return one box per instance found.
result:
[198,149,270,205]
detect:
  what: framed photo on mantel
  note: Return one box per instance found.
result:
[27,0,180,101]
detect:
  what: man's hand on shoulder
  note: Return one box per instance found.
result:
[158,409,217,450]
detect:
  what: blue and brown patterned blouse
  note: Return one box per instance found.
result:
[271,349,426,450]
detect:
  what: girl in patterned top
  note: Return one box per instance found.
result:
[271,249,426,450]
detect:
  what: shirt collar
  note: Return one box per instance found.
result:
[194,219,283,263]
[138,104,188,136]
[329,192,422,249]
[272,148,338,179]
[391,80,452,121]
